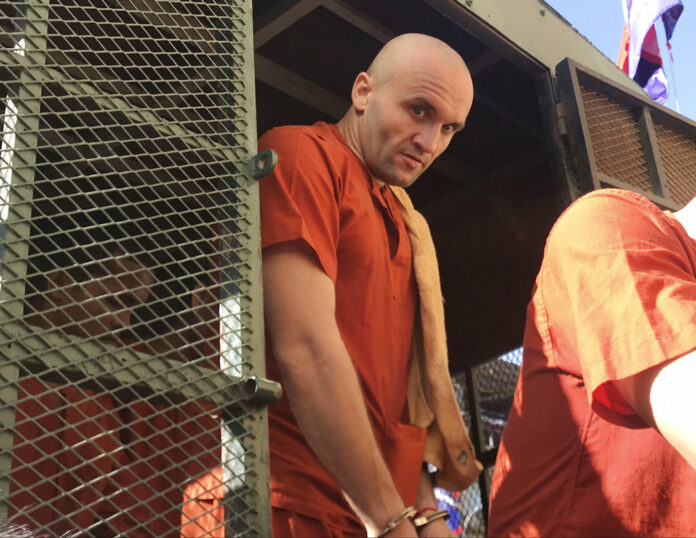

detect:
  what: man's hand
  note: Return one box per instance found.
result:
[383,518,419,538]
[416,518,454,538]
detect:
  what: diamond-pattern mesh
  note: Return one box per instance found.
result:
[437,350,522,537]
[435,481,485,538]
[472,350,521,452]
[578,78,653,192]
[1,1,267,536]
[653,118,696,206]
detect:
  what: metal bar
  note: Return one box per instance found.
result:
[596,172,679,211]
[39,64,244,164]
[464,364,489,532]
[534,69,579,205]
[420,145,548,220]
[254,0,322,49]
[475,91,544,140]
[233,0,272,524]
[467,48,502,77]
[323,0,395,43]
[639,106,672,201]
[254,52,349,119]
[555,58,603,194]
[478,448,497,468]
[218,1,272,533]
[0,0,50,523]
[0,321,280,408]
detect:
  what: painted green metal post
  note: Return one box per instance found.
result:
[0,0,49,523]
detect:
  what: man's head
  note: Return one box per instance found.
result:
[31,246,155,346]
[338,33,474,188]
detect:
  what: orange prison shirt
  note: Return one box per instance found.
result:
[259,122,423,534]
[489,189,696,537]
[10,350,222,536]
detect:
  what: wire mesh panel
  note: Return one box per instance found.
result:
[470,351,521,453]
[577,73,653,193]
[435,482,484,538]
[653,118,696,206]
[1,0,271,536]
[557,59,696,209]
[435,350,521,538]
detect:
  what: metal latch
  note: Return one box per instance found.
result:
[241,375,283,406]
[246,148,277,180]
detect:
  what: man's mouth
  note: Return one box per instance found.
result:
[400,152,422,168]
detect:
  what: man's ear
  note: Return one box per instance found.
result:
[351,72,372,113]
[45,270,74,305]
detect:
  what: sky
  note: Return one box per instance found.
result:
[545,0,696,121]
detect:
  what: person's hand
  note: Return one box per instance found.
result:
[417,518,455,538]
[383,518,419,537]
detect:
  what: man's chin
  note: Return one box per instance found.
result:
[377,169,421,189]
[385,175,419,189]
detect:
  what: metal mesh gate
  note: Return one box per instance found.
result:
[1,1,274,536]
[434,350,522,538]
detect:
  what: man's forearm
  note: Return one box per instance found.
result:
[413,466,454,538]
[277,339,413,536]
[415,466,437,509]
[649,352,696,469]
[614,351,696,470]
[264,242,418,535]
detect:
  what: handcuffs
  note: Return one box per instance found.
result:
[377,506,449,537]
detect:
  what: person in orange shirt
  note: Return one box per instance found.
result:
[489,188,696,537]
[11,241,228,537]
[9,242,157,536]
[260,33,474,537]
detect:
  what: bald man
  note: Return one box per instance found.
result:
[259,34,474,537]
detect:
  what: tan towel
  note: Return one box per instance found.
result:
[390,186,483,492]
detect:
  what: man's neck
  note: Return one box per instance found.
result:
[336,113,385,188]
[336,113,362,163]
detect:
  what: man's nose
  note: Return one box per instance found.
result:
[413,125,440,155]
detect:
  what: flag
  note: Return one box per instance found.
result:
[617,0,683,104]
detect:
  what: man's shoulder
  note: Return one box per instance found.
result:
[259,122,345,154]
[565,188,661,221]
[549,188,667,247]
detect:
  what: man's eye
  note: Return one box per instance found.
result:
[411,105,424,116]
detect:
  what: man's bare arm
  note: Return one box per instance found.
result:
[263,241,416,536]
[613,350,696,469]
[414,467,454,538]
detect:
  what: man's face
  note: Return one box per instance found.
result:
[357,62,473,188]
[50,257,154,346]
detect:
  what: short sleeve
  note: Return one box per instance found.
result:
[258,126,340,282]
[541,190,696,420]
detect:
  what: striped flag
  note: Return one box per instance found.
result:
[617,0,683,104]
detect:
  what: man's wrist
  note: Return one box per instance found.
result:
[376,506,417,537]
[412,508,449,530]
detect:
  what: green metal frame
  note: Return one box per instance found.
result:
[0,0,275,534]
[0,1,50,523]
